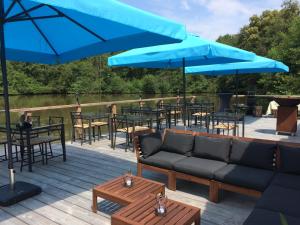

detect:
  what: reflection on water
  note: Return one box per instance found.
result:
[0,94,252,140]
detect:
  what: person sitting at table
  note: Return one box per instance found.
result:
[17,112,32,129]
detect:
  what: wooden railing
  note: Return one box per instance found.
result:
[3,96,195,114]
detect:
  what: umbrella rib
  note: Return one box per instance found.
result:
[7,15,64,23]
[5,4,44,21]
[4,0,17,18]
[46,5,107,42]
[15,0,59,56]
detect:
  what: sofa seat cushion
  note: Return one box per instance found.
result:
[230,139,276,170]
[193,136,231,162]
[243,208,300,225]
[271,173,300,190]
[256,185,300,218]
[140,151,187,170]
[214,164,274,191]
[173,157,227,179]
[139,132,162,158]
[160,132,194,156]
[279,145,300,175]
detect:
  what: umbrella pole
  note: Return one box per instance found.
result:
[235,72,238,113]
[0,0,41,207]
[0,0,14,190]
[182,58,186,127]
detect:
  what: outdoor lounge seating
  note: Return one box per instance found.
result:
[134,128,300,225]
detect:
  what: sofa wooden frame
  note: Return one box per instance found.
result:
[134,128,300,203]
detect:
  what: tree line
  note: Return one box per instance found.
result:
[4,0,300,95]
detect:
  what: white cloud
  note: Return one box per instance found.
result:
[121,0,298,40]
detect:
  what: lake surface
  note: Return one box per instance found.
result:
[0,94,265,140]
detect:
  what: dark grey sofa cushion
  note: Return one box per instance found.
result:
[279,145,300,175]
[256,185,300,218]
[193,136,231,162]
[140,151,187,170]
[271,173,300,190]
[173,157,227,179]
[214,164,274,191]
[244,208,300,225]
[230,139,276,170]
[139,132,162,158]
[160,132,194,156]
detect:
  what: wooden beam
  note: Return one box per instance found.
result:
[4,96,193,113]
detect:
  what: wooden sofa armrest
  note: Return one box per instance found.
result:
[133,136,142,160]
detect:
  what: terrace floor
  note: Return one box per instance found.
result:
[0,116,299,225]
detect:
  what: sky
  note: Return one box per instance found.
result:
[120,0,292,40]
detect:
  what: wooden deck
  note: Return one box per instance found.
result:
[0,134,258,225]
[2,116,299,225]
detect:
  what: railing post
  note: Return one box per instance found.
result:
[109,104,117,148]
[61,124,66,162]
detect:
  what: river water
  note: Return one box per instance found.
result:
[0,94,261,140]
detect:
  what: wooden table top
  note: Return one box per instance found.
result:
[93,175,165,206]
[112,194,200,225]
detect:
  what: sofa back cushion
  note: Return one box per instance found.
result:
[279,145,300,175]
[230,139,276,170]
[193,136,231,162]
[160,132,194,156]
[139,132,162,158]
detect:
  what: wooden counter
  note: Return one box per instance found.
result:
[274,97,300,136]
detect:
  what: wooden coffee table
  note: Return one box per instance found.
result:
[92,175,165,213]
[112,194,200,225]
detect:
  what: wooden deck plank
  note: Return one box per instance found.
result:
[0,199,59,225]
[0,208,29,225]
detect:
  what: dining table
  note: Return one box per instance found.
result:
[0,123,66,172]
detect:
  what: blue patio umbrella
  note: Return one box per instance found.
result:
[108,34,256,125]
[185,56,289,108]
[185,56,289,75]
[0,0,186,206]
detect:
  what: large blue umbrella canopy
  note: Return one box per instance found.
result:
[0,0,187,198]
[108,34,256,125]
[185,56,289,75]
[3,0,186,64]
[185,56,289,110]
[108,34,256,68]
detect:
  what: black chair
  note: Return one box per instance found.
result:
[90,114,110,141]
[212,113,239,136]
[14,124,66,172]
[112,115,150,151]
[70,112,94,145]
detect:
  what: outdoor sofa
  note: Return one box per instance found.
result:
[134,129,300,225]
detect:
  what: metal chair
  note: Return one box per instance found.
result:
[70,112,94,145]
[212,113,239,136]
[112,115,150,151]
[90,114,110,141]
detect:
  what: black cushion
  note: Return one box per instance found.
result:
[214,164,274,191]
[160,132,194,156]
[173,157,227,179]
[139,132,162,158]
[271,173,300,190]
[193,136,231,162]
[256,185,300,218]
[230,139,276,170]
[279,145,300,175]
[243,208,300,225]
[140,151,187,170]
